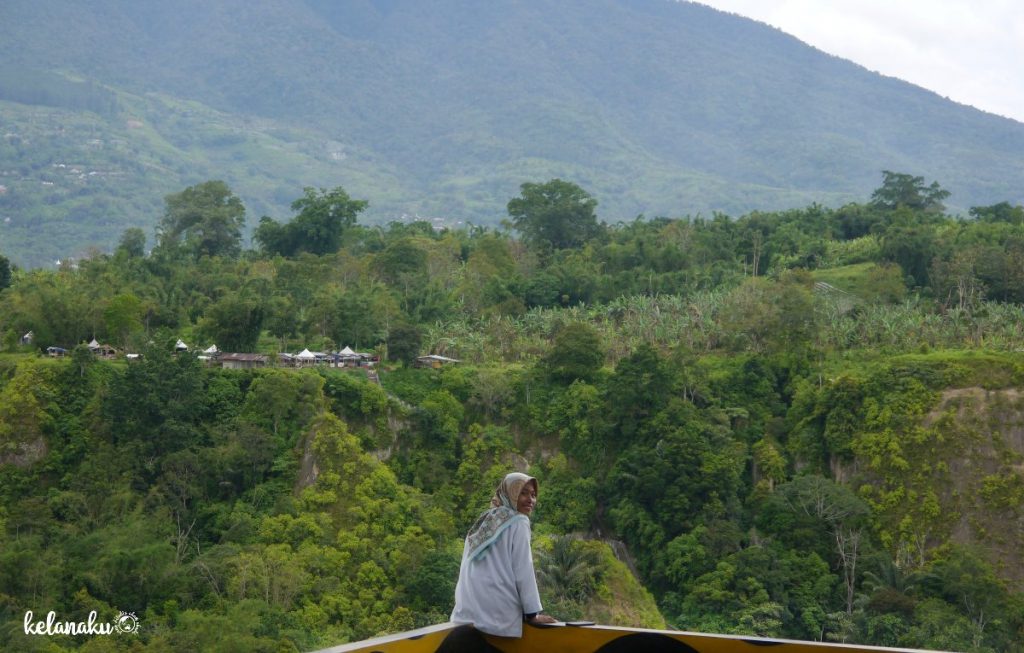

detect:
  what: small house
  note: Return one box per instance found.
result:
[219,353,268,370]
[46,346,68,358]
[414,354,461,369]
[87,338,117,359]
[338,346,377,367]
[198,344,220,365]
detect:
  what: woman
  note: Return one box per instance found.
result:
[450,472,558,637]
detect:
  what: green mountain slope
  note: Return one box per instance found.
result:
[1,0,1023,267]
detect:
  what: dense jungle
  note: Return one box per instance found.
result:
[2,172,1024,651]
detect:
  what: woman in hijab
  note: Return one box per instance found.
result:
[450,471,558,637]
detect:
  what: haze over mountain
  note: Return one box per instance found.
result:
[1,0,1023,267]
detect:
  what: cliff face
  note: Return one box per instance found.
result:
[849,382,1024,589]
[929,388,1024,587]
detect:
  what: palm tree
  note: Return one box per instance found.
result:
[536,535,601,604]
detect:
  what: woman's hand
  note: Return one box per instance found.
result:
[527,614,559,625]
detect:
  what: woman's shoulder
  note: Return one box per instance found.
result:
[506,514,532,535]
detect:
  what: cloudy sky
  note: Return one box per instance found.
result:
[694,0,1024,124]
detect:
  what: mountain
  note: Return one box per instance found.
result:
[1,0,1023,267]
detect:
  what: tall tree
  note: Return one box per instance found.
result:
[387,322,422,366]
[255,186,367,257]
[870,171,950,214]
[116,227,147,258]
[507,179,601,250]
[158,180,246,258]
[776,475,869,615]
[543,322,604,384]
[969,201,1024,225]
[0,253,11,291]
[103,292,144,349]
[200,295,265,352]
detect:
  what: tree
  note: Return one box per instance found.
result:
[536,535,601,607]
[542,322,604,384]
[255,186,368,257]
[116,227,146,258]
[0,253,11,291]
[244,370,324,438]
[374,238,428,314]
[0,363,53,465]
[507,179,601,250]
[103,292,144,349]
[103,336,205,465]
[717,276,816,354]
[969,201,1024,225]
[776,475,869,615]
[200,295,265,353]
[870,171,950,214]
[265,295,299,351]
[605,343,672,442]
[387,323,422,366]
[333,282,398,350]
[158,180,246,258]
[880,220,936,287]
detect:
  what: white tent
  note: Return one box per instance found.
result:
[175,339,189,351]
[204,344,219,354]
[339,346,356,356]
[296,348,316,359]
[88,338,101,349]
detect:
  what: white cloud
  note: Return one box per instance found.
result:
[691,0,1024,123]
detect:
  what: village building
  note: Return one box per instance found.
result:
[198,344,220,365]
[295,348,317,367]
[87,338,117,359]
[337,346,378,367]
[218,353,268,370]
[414,354,461,369]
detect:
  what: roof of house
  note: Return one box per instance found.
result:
[219,353,268,362]
[417,354,461,363]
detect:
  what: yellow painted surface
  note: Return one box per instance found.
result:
[310,622,950,653]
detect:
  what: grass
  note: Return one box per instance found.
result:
[812,262,877,297]
[819,348,1024,390]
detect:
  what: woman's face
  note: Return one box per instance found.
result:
[516,482,537,516]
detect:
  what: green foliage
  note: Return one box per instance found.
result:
[255,187,367,257]
[871,171,951,214]
[200,294,265,353]
[103,336,207,465]
[0,362,53,464]
[387,323,422,367]
[508,179,601,251]
[542,322,604,384]
[534,454,598,533]
[0,253,10,291]
[535,534,602,617]
[5,179,1024,651]
[158,180,247,259]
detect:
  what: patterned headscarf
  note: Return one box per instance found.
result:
[464,472,538,561]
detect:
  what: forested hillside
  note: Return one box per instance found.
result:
[2,0,1024,267]
[2,172,1024,651]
